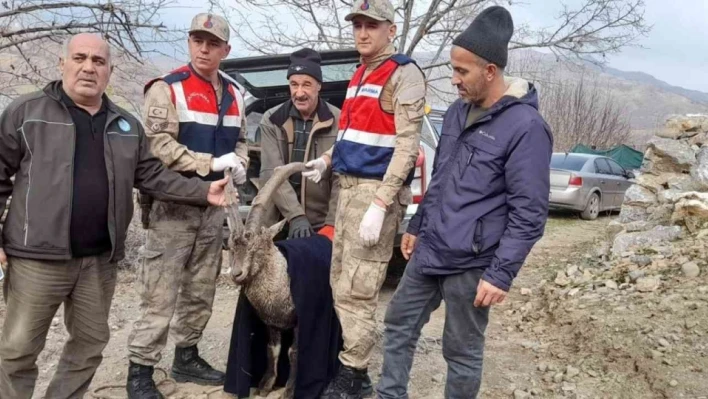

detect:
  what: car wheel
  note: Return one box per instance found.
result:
[580,192,600,220]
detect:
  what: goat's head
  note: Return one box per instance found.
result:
[225,163,307,284]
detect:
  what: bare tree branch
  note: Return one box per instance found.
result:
[0,0,183,113]
[208,0,648,79]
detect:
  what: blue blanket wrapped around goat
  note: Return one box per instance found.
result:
[223,234,342,398]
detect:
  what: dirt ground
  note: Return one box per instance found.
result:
[2,212,707,399]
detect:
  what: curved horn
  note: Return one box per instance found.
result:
[245,162,308,232]
[224,168,243,237]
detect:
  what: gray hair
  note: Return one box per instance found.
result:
[61,33,112,63]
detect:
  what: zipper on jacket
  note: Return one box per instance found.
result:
[19,125,33,246]
[472,219,484,255]
[104,117,119,259]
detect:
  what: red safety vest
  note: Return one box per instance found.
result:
[145,63,244,181]
[332,54,414,182]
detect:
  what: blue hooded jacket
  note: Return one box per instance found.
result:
[407,78,553,291]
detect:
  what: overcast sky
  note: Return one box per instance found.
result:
[508,0,708,93]
[162,0,708,93]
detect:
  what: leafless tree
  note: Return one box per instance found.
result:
[208,0,648,68]
[0,0,182,112]
[539,70,631,151]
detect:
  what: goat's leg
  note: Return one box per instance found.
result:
[282,326,298,399]
[257,327,281,397]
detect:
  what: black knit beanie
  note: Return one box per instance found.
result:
[452,6,514,68]
[287,48,323,83]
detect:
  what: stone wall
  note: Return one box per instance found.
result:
[611,115,708,255]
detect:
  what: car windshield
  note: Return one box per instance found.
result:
[550,154,588,171]
[239,62,359,87]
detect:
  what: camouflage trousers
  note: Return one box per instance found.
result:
[127,200,224,366]
[331,176,403,370]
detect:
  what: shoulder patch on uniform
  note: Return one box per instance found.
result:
[150,121,169,133]
[390,54,416,66]
[148,106,168,120]
[163,70,190,85]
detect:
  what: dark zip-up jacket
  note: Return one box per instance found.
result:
[0,81,210,262]
[407,78,553,291]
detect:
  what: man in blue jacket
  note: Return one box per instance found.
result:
[375,6,552,399]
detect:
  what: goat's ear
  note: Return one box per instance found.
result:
[268,219,287,238]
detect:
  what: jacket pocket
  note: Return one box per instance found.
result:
[466,137,506,175]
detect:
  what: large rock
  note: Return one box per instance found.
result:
[623,184,657,207]
[666,114,708,133]
[618,205,649,224]
[672,192,708,232]
[612,225,683,255]
[668,174,702,192]
[646,204,675,224]
[659,189,687,204]
[624,221,658,232]
[690,145,708,189]
[665,114,708,136]
[690,132,708,147]
[635,173,667,193]
[642,138,696,174]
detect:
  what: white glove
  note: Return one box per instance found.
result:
[212,153,246,184]
[303,157,328,183]
[359,202,386,247]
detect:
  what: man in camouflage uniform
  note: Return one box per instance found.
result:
[303,1,426,398]
[126,13,248,399]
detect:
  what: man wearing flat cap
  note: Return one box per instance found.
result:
[126,12,248,398]
[259,48,340,241]
[376,6,553,398]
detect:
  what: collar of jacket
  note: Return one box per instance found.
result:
[43,80,123,118]
[360,44,396,70]
[187,62,228,89]
[270,97,334,127]
[457,81,539,131]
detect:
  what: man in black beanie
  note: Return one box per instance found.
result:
[258,48,341,240]
[376,6,553,398]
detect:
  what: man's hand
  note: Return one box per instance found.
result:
[359,202,386,247]
[303,157,328,183]
[207,177,231,206]
[400,233,417,260]
[288,215,314,239]
[212,153,246,184]
[474,279,508,308]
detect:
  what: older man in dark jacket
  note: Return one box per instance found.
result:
[0,33,229,399]
[376,6,553,399]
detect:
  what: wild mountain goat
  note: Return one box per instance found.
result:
[224,162,309,399]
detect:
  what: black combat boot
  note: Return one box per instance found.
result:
[320,366,366,399]
[171,345,226,386]
[362,372,373,398]
[126,361,164,399]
